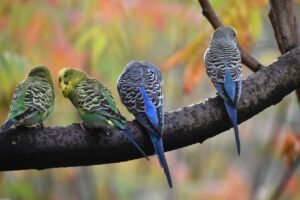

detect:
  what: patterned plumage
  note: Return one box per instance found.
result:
[58,68,148,160]
[0,66,55,131]
[72,78,127,124]
[117,61,172,188]
[204,26,242,155]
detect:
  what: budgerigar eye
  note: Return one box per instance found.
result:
[64,81,69,85]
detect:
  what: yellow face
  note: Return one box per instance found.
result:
[58,68,69,97]
[58,68,87,98]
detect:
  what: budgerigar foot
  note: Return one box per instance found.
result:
[36,123,44,128]
[79,121,87,132]
[17,125,31,130]
[104,128,112,137]
[98,125,113,137]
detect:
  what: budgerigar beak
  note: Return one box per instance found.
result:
[58,77,62,89]
[58,76,67,97]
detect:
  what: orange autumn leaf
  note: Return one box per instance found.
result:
[183,58,204,94]
[48,46,86,75]
[280,132,300,165]
[199,168,250,200]
[161,43,197,71]
[0,15,8,30]
[47,26,87,80]
[246,0,268,9]
[47,0,58,6]
[98,1,125,23]
[161,48,189,71]
[26,12,47,48]
[285,175,300,196]
[162,31,209,71]
[131,0,167,30]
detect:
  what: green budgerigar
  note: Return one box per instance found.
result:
[58,68,149,160]
[0,66,55,131]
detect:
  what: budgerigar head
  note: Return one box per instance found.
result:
[58,68,87,98]
[28,66,54,86]
[211,26,237,45]
[123,60,163,83]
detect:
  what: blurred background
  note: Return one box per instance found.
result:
[0,0,300,199]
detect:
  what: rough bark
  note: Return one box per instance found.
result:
[0,45,300,171]
[269,0,299,54]
[269,0,300,105]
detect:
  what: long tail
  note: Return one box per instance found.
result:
[122,128,149,161]
[149,132,173,188]
[0,119,14,132]
[224,102,240,155]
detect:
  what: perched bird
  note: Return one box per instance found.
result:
[58,68,148,160]
[117,61,173,188]
[204,26,242,155]
[0,66,55,131]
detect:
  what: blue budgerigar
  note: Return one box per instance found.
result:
[117,61,172,188]
[204,26,242,155]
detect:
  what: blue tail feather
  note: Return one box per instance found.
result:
[224,102,240,155]
[149,132,173,188]
[0,119,14,132]
[122,128,149,161]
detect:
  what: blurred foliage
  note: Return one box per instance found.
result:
[0,0,300,199]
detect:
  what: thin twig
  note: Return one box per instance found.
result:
[198,0,263,72]
[270,158,300,200]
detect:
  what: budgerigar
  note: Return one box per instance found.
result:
[58,68,148,160]
[0,66,55,131]
[117,61,173,188]
[204,26,242,155]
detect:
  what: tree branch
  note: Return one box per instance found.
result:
[269,0,300,104]
[198,0,264,72]
[269,0,299,54]
[0,45,300,171]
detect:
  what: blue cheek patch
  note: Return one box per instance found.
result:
[140,86,159,128]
